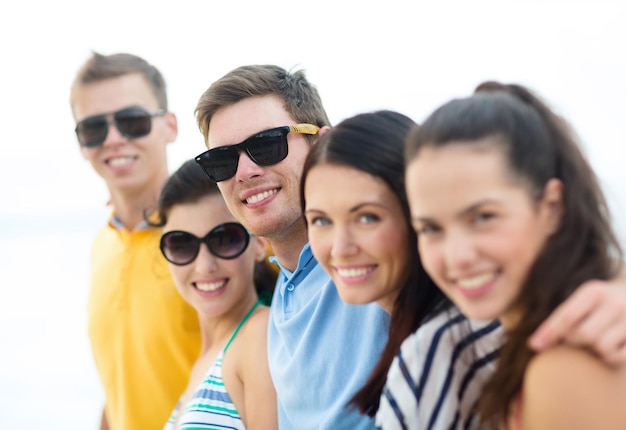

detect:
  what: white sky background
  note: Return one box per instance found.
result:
[0,0,624,428]
[0,0,624,237]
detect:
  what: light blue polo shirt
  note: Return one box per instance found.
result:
[268,243,390,430]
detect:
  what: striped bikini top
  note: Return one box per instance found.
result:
[164,302,260,430]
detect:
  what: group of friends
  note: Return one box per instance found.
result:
[69,52,626,430]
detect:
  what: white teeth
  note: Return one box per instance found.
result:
[337,267,372,278]
[195,280,226,292]
[457,273,495,289]
[246,189,278,204]
[108,156,134,167]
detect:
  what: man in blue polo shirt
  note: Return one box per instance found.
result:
[193,65,388,429]
[193,64,626,429]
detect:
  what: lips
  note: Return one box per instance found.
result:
[194,279,227,292]
[456,271,497,290]
[106,155,136,167]
[245,188,278,204]
[336,266,375,278]
[333,265,376,285]
[452,270,499,300]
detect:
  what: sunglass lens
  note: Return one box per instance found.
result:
[76,117,108,148]
[247,134,288,165]
[200,148,239,182]
[115,108,152,138]
[160,231,199,265]
[207,223,250,259]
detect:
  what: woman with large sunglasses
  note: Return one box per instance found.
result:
[153,159,277,430]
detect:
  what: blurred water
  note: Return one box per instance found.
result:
[0,210,105,429]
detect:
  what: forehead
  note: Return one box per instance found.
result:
[207,95,296,149]
[305,164,400,210]
[72,73,158,121]
[165,194,235,231]
[406,141,518,213]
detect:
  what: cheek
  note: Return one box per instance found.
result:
[227,257,256,280]
[308,230,332,267]
[418,239,442,282]
[168,264,190,292]
[497,217,545,269]
[217,183,238,208]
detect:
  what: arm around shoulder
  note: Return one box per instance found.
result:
[522,345,626,430]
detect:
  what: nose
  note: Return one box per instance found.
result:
[194,243,219,273]
[102,118,128,147]
[443,229,477,271]
[234,151,265,181]
[330,226,358,259]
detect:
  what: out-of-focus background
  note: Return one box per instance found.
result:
[0,1,624,428]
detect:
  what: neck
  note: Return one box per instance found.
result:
[197,291,258,353]
[107,177,167,230]
[266,227,309,272]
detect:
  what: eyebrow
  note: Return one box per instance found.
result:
[305,202,390,215]
[412,199,500,223]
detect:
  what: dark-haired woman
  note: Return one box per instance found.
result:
[155,159,277,430]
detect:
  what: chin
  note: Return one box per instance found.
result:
[337,291,371,306]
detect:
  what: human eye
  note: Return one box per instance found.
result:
[358,213,380,224]
[307,215,331,227]
[413,222,440,236]
[473,211,495,225]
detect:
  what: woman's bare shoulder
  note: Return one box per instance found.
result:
[523,345,626,429]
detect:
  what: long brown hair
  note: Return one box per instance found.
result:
[405,81,623,426]
[301,110,450,416]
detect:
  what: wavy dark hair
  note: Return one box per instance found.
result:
[405,81,623,427]
[300,110,450,416]
[151,159,276,301]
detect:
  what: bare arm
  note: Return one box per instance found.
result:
[239,309,277,430]
[529,266,626,365]
[522,345,626,429]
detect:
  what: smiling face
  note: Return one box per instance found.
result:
[405,138,561,328]
[207,95,313,242]
[72,73,177,196]
[162,194,266,318]
[304,163,411,313]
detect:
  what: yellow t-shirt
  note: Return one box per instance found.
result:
[87,220,201,430]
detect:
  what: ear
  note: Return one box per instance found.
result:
[252,236,269,262]
[164,111,178,144]
[540,178,564,235]
[312,125,331,145]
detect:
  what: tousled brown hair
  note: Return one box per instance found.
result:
[70,51,168,110]
[195,65,331,147]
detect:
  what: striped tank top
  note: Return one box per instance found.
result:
[164,302,260,430]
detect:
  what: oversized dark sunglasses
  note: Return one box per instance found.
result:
[75,106,166,148]
[195,123,320,182]
[160,222,250,266]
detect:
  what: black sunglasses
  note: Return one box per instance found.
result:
[195,123,320,182]
[160,222,251,266]
[75,106,166,148]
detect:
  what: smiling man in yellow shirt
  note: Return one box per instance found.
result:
[70,52,201,430]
